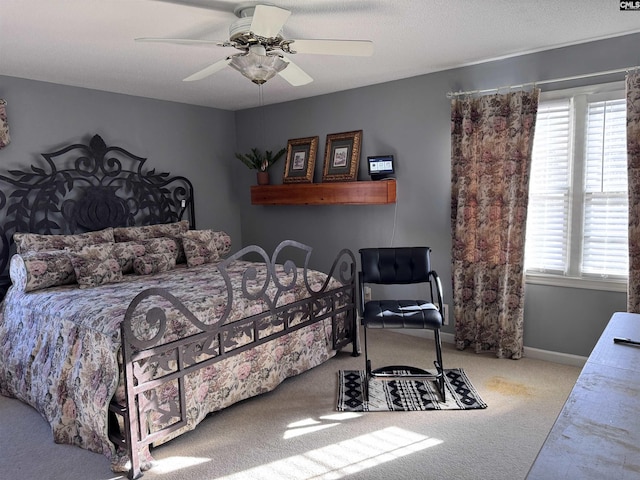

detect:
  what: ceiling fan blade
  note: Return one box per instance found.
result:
[155,0,373,14]
[290,39,374,57]
[153,0,236,13]
[278,57,313,86]
[250,5,291,38]
[183,58,231,82]
[135,37,222,46]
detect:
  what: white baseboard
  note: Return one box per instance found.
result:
[522,346,586,368]
[393,330,587,368]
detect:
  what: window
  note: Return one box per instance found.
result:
[524,83,628,291]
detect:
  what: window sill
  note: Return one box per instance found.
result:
[525,273,627,293]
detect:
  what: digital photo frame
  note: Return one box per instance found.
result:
[367,155,395,180]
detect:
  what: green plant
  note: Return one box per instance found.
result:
[235,147,286,172]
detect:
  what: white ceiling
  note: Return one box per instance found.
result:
[2,0,640,111]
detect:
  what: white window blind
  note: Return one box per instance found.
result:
[525,99,572,273]
[525,83,628,289]
[582,99,628,276]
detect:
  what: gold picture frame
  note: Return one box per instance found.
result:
[322,130,362,182]
[283,136,319,183]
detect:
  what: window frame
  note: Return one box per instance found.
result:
[525,81,627,293]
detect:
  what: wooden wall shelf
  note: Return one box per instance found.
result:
[251,179,396,206]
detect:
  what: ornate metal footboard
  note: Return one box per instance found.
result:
[111,240,357,479]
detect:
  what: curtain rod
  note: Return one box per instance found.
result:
[446,65,640,99]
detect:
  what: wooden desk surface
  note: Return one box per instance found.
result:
[527,312,640,479]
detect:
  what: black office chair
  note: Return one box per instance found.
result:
[358,247,445,401]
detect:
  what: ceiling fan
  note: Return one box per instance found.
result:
[135,2,374,86]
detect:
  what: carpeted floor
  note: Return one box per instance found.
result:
[0,329,581,480]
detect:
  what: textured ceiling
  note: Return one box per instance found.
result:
[2,0,640,111]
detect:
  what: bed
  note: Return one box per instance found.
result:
[0,135,357,479]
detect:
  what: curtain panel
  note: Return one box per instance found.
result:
[451,90,539,359]
[0,100,9,149]
[627,73,640,312]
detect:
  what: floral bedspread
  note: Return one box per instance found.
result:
[0,260,342,471]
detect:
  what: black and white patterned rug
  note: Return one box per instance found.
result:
[337,369,487,411]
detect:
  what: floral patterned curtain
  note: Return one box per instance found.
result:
[450,90,539,359]
[0,100,9,149]
[627,73,640,313]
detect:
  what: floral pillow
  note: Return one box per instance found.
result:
[180,230,220,268]
[140,237,178,256]
[112,242,146,274]
[9,250,76,293]
[113,221,188,263]
[68,244,123,288]
[112,220,189,242]
[212,231,232,257]
[133,253,176,275]
[13,227,115,254]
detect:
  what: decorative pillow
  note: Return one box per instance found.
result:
[68,244,123,288]
[140,237,178,256]
[211,231,232,257]
[9,250,76,293]
[112,242,146,274]
[13,227,115,254]
[133,253,176,276]
[113,221,188,263]
[180,230,221,268]
[112,220,189,242]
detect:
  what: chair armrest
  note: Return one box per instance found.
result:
[429,270,444,313]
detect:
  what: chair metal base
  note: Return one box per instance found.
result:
[370,364,431,378]
[365,360,446,402]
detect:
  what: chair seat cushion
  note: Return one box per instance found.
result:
[363,300,442,329]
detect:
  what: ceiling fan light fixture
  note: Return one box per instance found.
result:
[229,48,288,85]
[139,3,372,89]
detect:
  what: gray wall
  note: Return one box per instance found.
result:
[0,76,240,240]
[234,33,640,357]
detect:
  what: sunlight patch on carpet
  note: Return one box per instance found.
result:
[150,456,211,474]
[320,412,362,421]
[284,421,339,439]
[215,427,443,480]
[284,413,363,439]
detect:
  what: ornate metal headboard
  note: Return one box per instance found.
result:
[0,134,195,298]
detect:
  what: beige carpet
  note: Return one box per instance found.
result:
[0,329,580,480]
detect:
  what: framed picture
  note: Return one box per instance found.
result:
[283,136,319,183]
[322,130,362,182]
